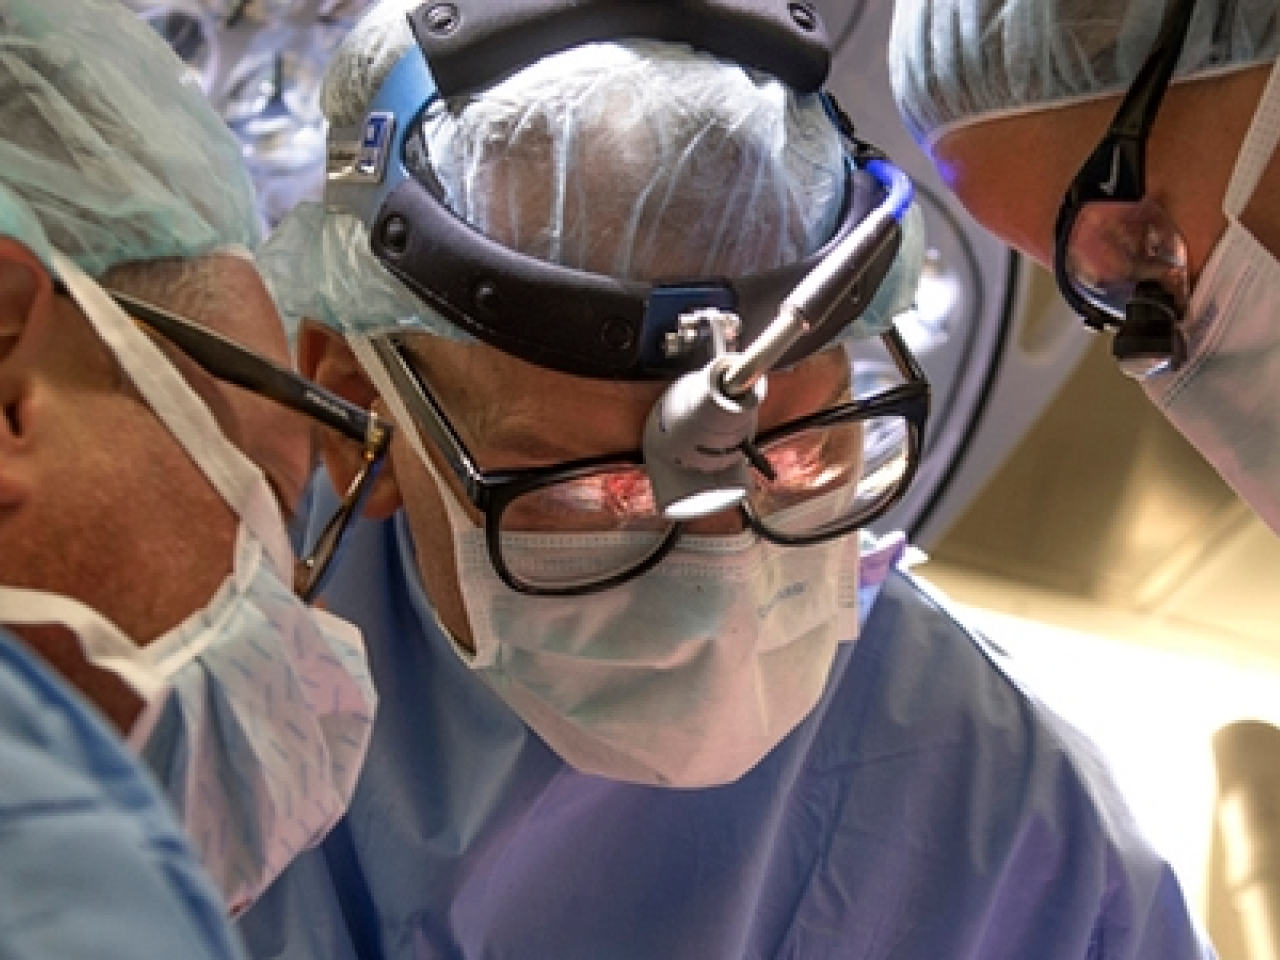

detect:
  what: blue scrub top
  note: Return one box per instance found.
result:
[242,496,1213,960]
[0,628,248,959]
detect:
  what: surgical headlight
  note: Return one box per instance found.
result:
[643,155,913,518]
[326,0,919,520]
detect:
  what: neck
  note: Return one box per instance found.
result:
[10,621,144,734]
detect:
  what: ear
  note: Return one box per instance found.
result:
[300,320,402,519]
[0,237,55,506]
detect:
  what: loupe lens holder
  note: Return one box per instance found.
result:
[641,156,912,521]
[643,309,764,520]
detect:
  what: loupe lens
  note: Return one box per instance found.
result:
[1064,197,1189,321]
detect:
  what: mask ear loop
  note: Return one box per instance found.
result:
[346,333,474,533]
[51,252,293,578]
[0,586,173,748]
[347,333,498,665]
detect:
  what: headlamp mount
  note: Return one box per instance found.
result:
[326,0,907,381]
[407,0,831,99]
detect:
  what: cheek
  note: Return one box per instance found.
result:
[242,403,315,514]
[30,401,238,644]
[123,416,240,629]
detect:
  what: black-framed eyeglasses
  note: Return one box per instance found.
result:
[368,326,928,597]
[1053,0,1196,378]
[100,289,392,602]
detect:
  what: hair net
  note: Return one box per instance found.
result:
[258,201,430,342]
[890,0,1280,150]
[0,0,261,277]
[264,0,921,348]
[414,40,843,282]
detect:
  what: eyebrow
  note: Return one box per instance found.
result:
[475,373,851,466]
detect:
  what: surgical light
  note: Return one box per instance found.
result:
[642,354,765,520]
[641,156,914,521]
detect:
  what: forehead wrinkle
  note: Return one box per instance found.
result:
[468,380,646,464]
[430,348,658,464]
[422,344,570,463]
[427,340,853,466]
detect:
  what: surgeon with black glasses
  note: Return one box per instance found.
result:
[237,1,1212,956]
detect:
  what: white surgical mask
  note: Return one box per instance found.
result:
[355,336,859,788]
[1143,56,1280,537]
[0,253,377,916]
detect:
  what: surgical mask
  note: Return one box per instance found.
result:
[1143,58,1280,537]
[0,253,377,916]
[356,336,859,788]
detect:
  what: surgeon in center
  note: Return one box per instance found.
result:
[239,1,1213,956]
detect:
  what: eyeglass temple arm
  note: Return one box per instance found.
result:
[1109,0,1196,142]
[1068,0,1195,207]
[879,325,926,385]
[109,290,387,449]
[294,447,385,602]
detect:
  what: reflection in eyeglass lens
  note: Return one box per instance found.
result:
[502,469,664,533]
[860,416,911,499]
[1066,198,1188,318]
[751,424,860,515]
[751,416,910,538]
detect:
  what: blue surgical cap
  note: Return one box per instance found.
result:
[890,0,1280,150]
[0,0,261,277]
[261,0,923,348]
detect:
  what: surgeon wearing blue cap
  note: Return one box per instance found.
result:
[0,0,381,930]
[241,1,1211,956]
[891,0,1280,540]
